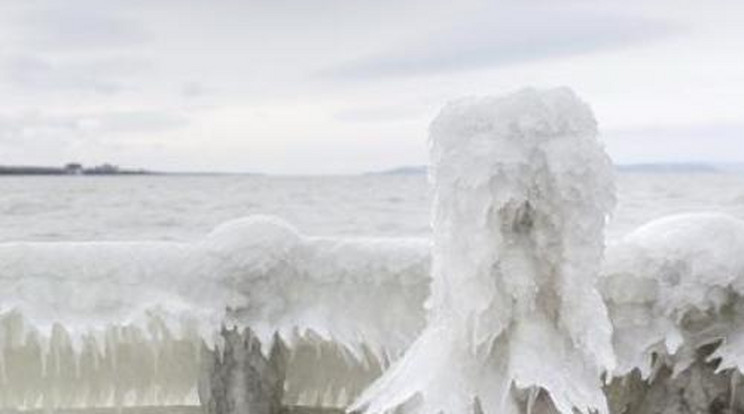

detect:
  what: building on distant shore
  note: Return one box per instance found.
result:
[85,163,120,175]
[64,163,84,175]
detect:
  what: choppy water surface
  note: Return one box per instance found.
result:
[1,172,743,242]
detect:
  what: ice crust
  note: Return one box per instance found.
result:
[601,212,744,380]
[352,87,616,414]
[0,216,430,409]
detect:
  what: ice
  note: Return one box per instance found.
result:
[0,215,430,409]
[352,87,616,414]
[214,217,430,359]
[601,212,744,378]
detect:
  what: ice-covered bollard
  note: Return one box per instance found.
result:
[199,327,287,414]
[352,88,616,414]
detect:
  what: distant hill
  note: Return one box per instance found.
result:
[616,163,720,173]
[371,163,743,176]
[713,163,744,173]
[368,166,427,175]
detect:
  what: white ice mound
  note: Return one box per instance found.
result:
[352,87,616,414]
[601,212,744,379]
[0,216,430,409]
[210,216,431,358]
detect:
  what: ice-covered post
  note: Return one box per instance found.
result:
[353,88,616,414]
[199,327,288,414]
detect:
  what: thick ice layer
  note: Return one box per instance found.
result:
[352,88,616,414]
[0,216,430,409]
[601,212,744,379]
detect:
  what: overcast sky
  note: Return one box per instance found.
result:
[0,0,742,174]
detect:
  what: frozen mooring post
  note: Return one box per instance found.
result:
[352,88,744,414]
[199,328,357,414]
[353,87,616,414]
[199,327,287,414]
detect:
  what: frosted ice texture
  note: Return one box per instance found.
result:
[0,216,429,408]
[353,87,616,414]
[602,213,744,380]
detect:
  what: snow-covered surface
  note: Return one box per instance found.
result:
[0,216,429,409]
[353,87,616,414]
[601,212,744,379]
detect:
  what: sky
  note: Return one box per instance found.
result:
[0,0,742,174]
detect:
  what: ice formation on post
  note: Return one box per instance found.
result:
[601,213,744,380]
[352,88,616,414]
[0,216,430,409]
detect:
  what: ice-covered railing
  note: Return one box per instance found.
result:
[0,217,429,409]
[602,213,744,378]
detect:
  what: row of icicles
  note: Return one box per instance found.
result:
[0,311,202,409]
[0,311,386,410]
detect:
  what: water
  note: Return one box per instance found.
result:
[1,172,744,243]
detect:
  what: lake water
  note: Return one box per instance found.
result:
[1,172,744,243]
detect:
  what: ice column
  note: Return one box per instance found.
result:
[353,87,616,414]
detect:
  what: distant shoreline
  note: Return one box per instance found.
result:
[2,162,742,177]
[0,165,151,176]
[368,162,744,176]
[0,165,267,177]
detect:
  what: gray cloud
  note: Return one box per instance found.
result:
[18,7,150,51]
[320,9,680,79]
[604,122,744,163]
[0,110,188,145]
[0,112,78,144]
[180,81,211,98]
[334,106,424,123]
[91,111,189,133]
[2,54,151,94]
